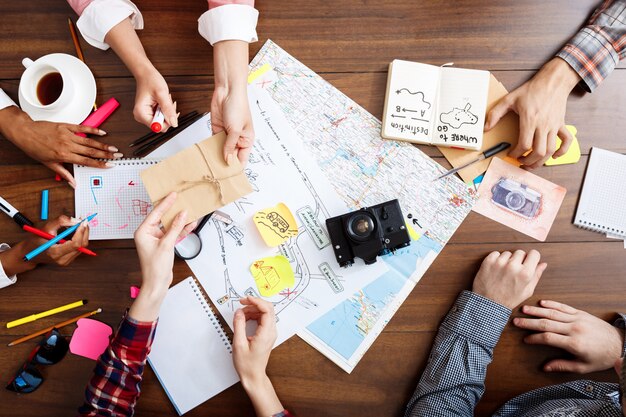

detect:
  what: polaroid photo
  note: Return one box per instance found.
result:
[473,157,566,241]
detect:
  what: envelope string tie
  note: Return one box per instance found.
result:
[154,143,242,206]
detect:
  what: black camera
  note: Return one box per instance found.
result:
[326,199,410,267]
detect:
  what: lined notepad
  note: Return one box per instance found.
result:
[74,159,160,240]
[574,147,626,238]
[148,277,239,415]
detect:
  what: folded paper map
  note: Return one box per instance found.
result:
[140,132,253,229]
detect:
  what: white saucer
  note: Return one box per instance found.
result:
[19,53,97,124]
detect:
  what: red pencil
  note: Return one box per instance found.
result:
[22,225,97,256]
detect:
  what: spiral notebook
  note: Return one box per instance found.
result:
[148,277,239,415]
[574,147,626,238]
[74,159,160,240]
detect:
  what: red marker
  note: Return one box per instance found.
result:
[76,97,120,138]
[22,224,97,256]
[151,106,165,133]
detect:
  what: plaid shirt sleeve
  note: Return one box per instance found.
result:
[77,312,157,417]
[404,291,511,417]
[556,0,626,92]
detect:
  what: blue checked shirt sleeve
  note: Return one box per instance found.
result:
[556,0,626,92]
[404,291,511,417]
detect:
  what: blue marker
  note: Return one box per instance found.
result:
[41,190,49,221]
[23,213,97,261]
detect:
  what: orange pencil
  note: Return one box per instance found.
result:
[23,224,96,256]
[68,17,97,111]
[7,308,102,347]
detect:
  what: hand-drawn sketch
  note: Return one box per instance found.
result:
[439,103,478,129]
[491,178,542,219]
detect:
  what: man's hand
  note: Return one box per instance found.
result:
[0,106,120,187]
[472,249,547,310]
[514,300,625,374]
[484,58,581,169]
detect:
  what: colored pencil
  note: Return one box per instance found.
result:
[8,308,102,347]
[23,224,96,256]
[68,17,97,112]
[129,110,199,147]
[23,213,96,261]
[7,299,88,328]
[133,112,206,157]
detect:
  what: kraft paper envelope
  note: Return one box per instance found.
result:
[438,74,520,183]
[140,132,253,229]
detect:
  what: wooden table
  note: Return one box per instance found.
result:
[1,1,625,416]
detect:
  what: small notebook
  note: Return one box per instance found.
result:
[74,159,160,240]
[574,147,626,237]
[148,277,239,415]
[381,59,490,150]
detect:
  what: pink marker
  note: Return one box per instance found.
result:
[76,97,120,138]
[151,106,165,133]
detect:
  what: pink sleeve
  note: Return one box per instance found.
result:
[66,0,94,15]
[207,0,254,8]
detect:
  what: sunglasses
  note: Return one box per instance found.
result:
[6,329,69,394]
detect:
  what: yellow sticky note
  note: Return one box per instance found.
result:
[545,125,581,166]
[248,63,272,84]
[250,255,294,297]
[405,221,420,241]
[253,203,298,247]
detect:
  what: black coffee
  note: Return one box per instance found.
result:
[36,72,63,105]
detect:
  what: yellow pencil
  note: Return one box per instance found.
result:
[8,308,101,347]
[7,299,88,328]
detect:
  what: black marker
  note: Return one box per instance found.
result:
[0,195,34,227]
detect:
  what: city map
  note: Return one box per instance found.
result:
[249,40,477,372]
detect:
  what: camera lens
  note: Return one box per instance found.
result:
[346,213,376,242]
[505,191,526,211]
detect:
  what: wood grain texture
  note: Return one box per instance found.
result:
[0,1,624,416]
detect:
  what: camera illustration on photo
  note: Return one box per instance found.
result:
[490,177,542,220]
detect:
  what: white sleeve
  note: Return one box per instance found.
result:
[0,89,17,111]
[0,243,18,289]
[198,4,259,46]
[76,0,144,51]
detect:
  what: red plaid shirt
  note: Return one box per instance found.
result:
[77,314,293,416]
[557,0,626,92]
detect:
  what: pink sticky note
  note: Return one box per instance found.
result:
[130,286,140,299]
[69,318,113,360]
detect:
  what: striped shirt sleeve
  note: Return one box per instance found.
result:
[557,0,626,92]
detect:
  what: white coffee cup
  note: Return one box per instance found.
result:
[19,55,75,111]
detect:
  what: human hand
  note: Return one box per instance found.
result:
[232,296,277,387]
[484,58,581,168]
[472,249,547,310]
[133,67,178,131]
[0,106,120,187]
[514,300,625,374]
[211,85,254,165]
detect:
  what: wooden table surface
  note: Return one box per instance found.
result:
[1,1,625,416]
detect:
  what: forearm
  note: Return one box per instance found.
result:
[78,314,157,416]
[242,375,285,417]
[0,242,38,277]
[127,284,167,322]
[213,40,249,91]
[404,291,511,417]
[0,106,32,146]
[104,18,155,81]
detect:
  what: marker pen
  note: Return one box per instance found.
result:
[75,97,120,138]
[151,106,165,133]
[0,195,34,227]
